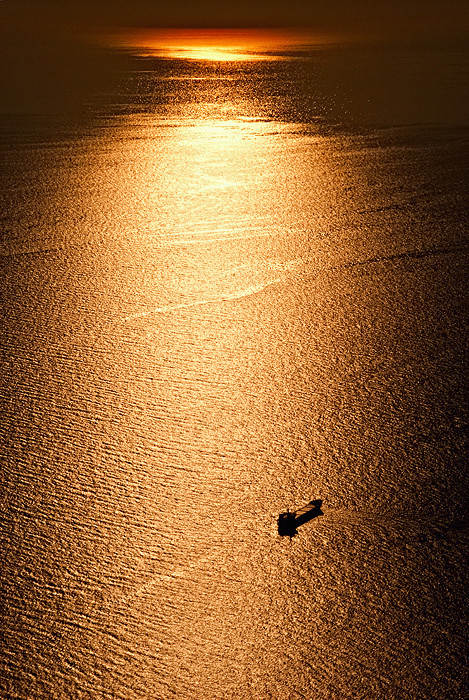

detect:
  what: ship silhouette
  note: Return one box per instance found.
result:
[278,499,323,537]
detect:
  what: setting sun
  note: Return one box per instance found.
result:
[100,28,333,60]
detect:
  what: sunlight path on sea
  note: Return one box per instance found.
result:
[0,51,467,699]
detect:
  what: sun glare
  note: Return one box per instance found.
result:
[159,47,266,62]
[101,28,330,61]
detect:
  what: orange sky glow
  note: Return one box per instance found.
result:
[100,28,340,60]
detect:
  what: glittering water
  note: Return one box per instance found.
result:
[1,48,468,699]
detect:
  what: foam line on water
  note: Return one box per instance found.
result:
[129,550,220,600]
[123,279,283,322]
[162,230,275,246]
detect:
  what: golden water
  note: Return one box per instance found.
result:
[1,48,468,699]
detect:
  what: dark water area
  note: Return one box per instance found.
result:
[1,45,468,699]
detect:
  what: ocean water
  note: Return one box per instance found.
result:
[1,46,468,699]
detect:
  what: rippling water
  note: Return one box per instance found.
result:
[1,47,468,699]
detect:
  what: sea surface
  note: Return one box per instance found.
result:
[1,45,468,699]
